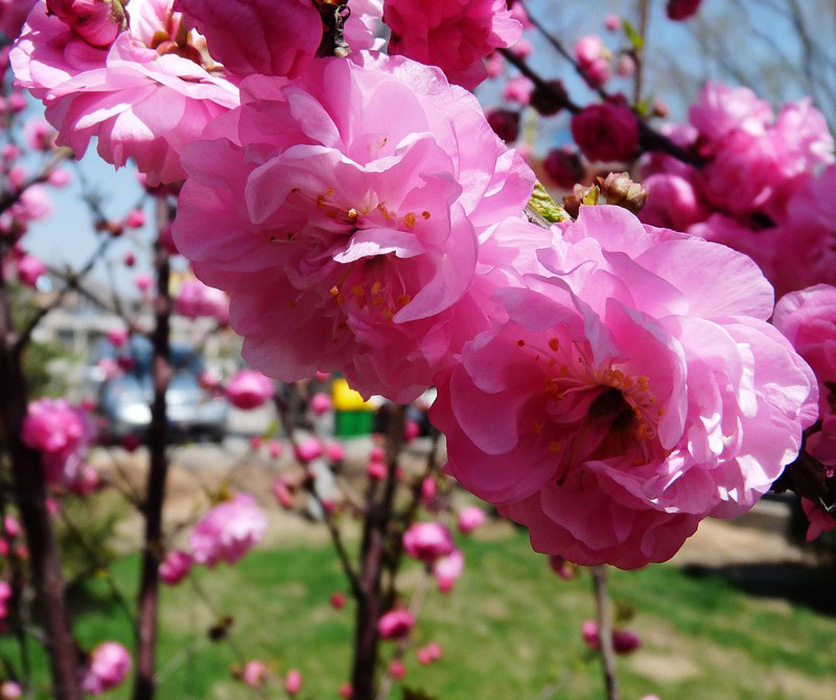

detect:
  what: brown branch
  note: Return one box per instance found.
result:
[591,566,619,700]
[0,258,81,699]
[132,197,174,700]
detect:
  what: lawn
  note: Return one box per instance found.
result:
[4,524,836,699]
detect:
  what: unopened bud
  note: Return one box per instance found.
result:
[597,171,649,213]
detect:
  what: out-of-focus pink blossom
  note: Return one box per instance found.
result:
[134,274,152,293]
[125,208,145,229]
[575,35,610,88]
[502,75,533,105]
[241,660,268,689]
[174,0,321,78]
[294,436,323,464]
[338,682,353,699]
[47,167,71,187]
[176,279,230,324]
[173,54,535,403]
[388,659,405,679]
[325,440,345,462]
[0,680,21,699]
[330,591,346,609]
[773,284,836,465]
[15,253,45,287]
[432,205,818,568]
[105,328,128,346]
[272,477,294,509]
[616,54,636,77]
[403,522,454,564]
[268,440,283,459]
[420,477,437,504]
[225,370,274,410]
[800,499,836,542]
[80,641,131,695]
[378,609,413,640]
[667,0,702,21]
[572,103,639,163]
[604,14,620,31]
[385,0,522,89]
[311,392,332,416]
[432,549,464,592]
[159,549,192,585]
[458,505,486,533]
[689,81,773,146]
[416,642,442,665]
[284,669,302,696]
[543,147,584,190]
[23,398,84,457]
[581,620,641,655]
[190,493,267,568]
[23,117,53,150]
[367,461,386,480]
[640,173,707,231]
[404,419,420,442]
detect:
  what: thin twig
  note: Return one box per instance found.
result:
[591,566,618,700]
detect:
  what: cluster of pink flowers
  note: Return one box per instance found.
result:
[175,278,230,324]
[641,81,835,297]
[9,0,830,571]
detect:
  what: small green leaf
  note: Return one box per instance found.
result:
[529,182,571,223]
[622,19,644,52]
[581,185,600,206]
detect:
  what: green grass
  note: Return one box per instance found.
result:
[4,528,836,699]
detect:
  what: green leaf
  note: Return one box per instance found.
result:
[528,182,571,223]
[623,19,644,52]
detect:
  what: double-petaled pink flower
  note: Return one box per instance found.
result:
[432,205,818,569]
[190,493,267,568]
[172,53,535,402]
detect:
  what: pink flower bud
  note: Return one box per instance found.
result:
[575,35,611,88]
[543,147,584,190]
[457,506,487,534]
[105,329,128,347]
[225,371,274,410]
[48,168,72,187]
[284,669,302,696]
[15,254,46,288]
[433,550,464,593]
[241,660,268,689]
[123,252,135,267]
[268,440,283,459]
[80,641,131,695]
[325,440,346,462]
[487,109,520,144]
[502,75,534,105]
[403,419,420,443]
[388,659,405,679]
[604,14,620,31]
[378,609,414,640]
[121,435,140,453]
[310,392,332,416]
[3,517,20,539]
[124,209,145,229]
[160,550,192,585]
[420,478,437,503]
[330,592,346,610]
[667,0,702,21]
[134,274,152,292]
[272,479,294,510]
[403,522,455,564]
[294,437,323,464]
[338,682,353,698]
[581,620,641,655]
[367,461,386,480]
[369,445,385,462]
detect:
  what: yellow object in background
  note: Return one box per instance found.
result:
[332,378,374,412]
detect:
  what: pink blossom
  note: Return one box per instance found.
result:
[23,397,84,456]
[272,478,294,509]
[543,147,584,190]
[23,117,53,150]
[159,549,192,585]
[344,0,384,51]
[45,0,127,48]
[125,208,145,228]
[190,493,267,568]
[404,419,420,442]
[416,642,442,665]
[773,285,836,466]
[458,505,486,533]
[174,0,321,78]
[689,81,773,146]
[388,659,405,679]
[0,0,36,39]
[330,591,346,609]
[15,253,45,287]
[225,370,273,410]
[433,549,464,592]
[172,54,534,402]
[667,0,702,20]
[582,620,641,655]
[385,0,522,89]
[378,609,413,640]
[294,436,323,464]
[604,14,620,31]
[175,279,230,323]
[3,517,20,538]
[0,680,21,700]
[502,75,533,105]
[241,660,268,689]
[420,477,437,504]
[105,328,128,346]
[284,669,302,696]
[575,35,610,88]
[311,392,332,416]
[135,274,152,293]
[403,522,454,564]
[571,103,639,163]
[339,682,353,699]
[800,499,836,542]
[12,0,240,185]
[80,641,131,695]
[268,439,283,459]
[325,440,345,462]
[367,461,386,480]
[640,173,707,231]
[432,205,818,568]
